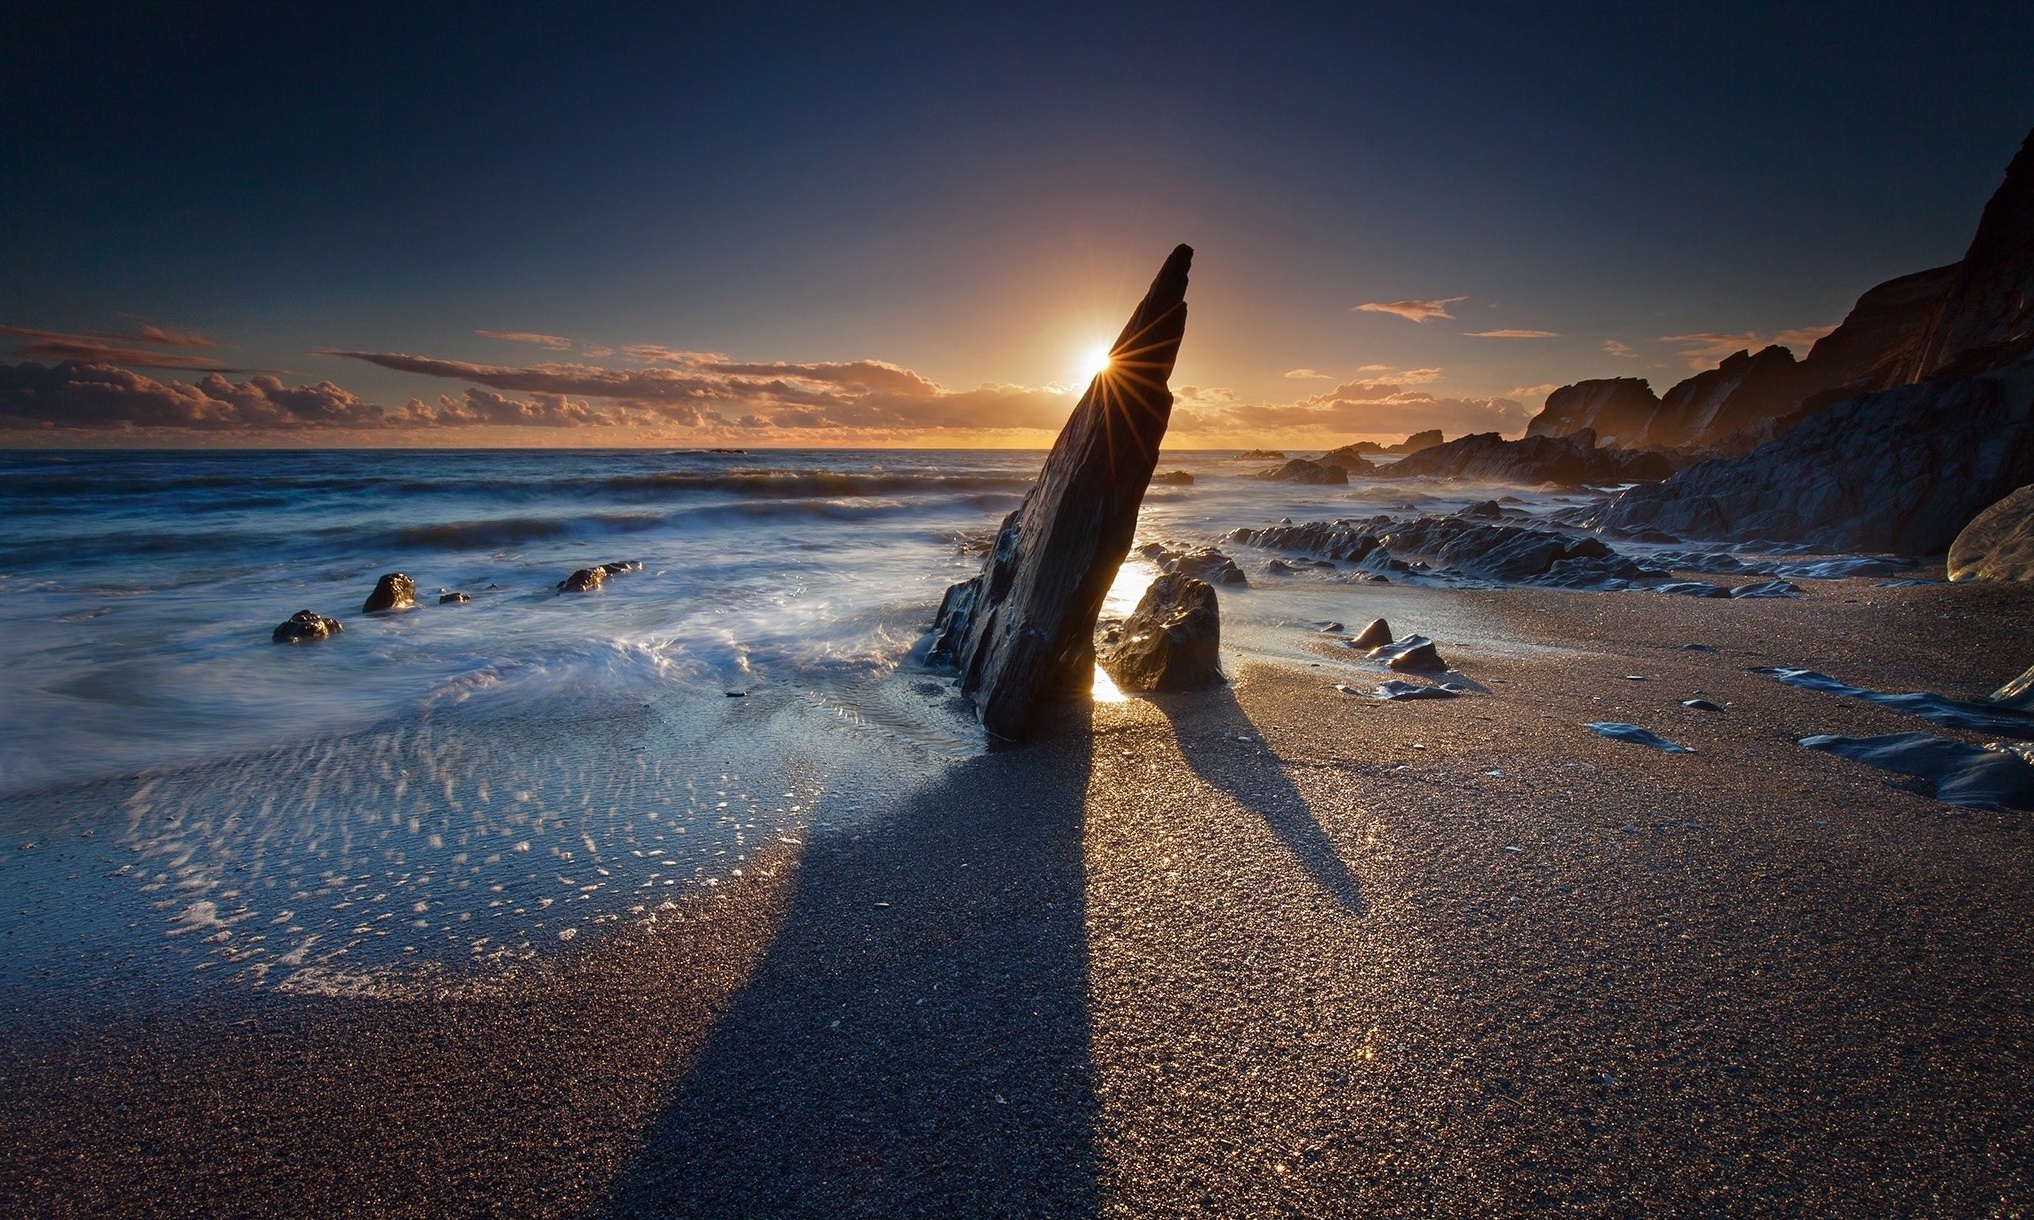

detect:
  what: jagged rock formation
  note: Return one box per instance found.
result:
[272,610,342,643]
[1098,574,1223,692]
[363,573,416,613]
[1320,441,1383,465]
[1905,128,2034,380]
[1229,515,1653,587]
[1948,484,2034,581]
[1258,458,1349,483]
[1153,470,1195,485]
[1590,361,2034,553]
[1526,378,1663,447]
[1388,428,1444,455]
[929,245,1193,741]
[1379,429,1672,486]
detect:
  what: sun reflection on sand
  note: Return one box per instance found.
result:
[1091,664,1130,703]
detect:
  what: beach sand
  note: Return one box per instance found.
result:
[5,578,2033,1216]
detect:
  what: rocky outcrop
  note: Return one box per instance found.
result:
[1381,428,1672,486]
[1230,514,1653,587]
[363,573,416,613]
[1388,428,1444,455]
[1153,470,1195,485]
[1235,449,1284,460]
[929,245,1193,741]
[1138,543,1247,586]
[1320,441,1383,465]
[1258,458,1349,484]
[1948,484,2034,581]
[1526,378,1662,447]
[1590,360,2034,553]
[272,610,342,643]
[557,560,640,593]
[1905,129,2034,381]
[1098,573,1223,692]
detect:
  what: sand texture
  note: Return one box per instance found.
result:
[5,580,2033,1216]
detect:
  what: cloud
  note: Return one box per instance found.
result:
[1171,375,1530,440]
[474,330,574,349]
[1283,368,1332,380]
[321,349,1073,432]
[1353,297,1466,323]
[0,361,389,430]
[0,324,237,371]
[1464,329,1561,339]
[1507,383,1562,406]
[1602,339,1639,358]
[1659,325,1837,369]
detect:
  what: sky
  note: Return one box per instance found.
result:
[3,1,2031,449]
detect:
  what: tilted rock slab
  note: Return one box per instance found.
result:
[930,244,1193,741]
[1949,484,2034,581]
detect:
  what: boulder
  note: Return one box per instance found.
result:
[362,573,416,613]
[558,567,608,593]
[1320,441,1383,466]
[1381,429,1672,486]
[1350,618,1392,649]
[1369,634,1447,672]
[1159,546,1247,586]
[1099,573,1223,692]
[929,244,1193,741]
[1387,428,1445,455]
[439,591,472,604]
[272,610,342,644]
[1590,360,2034,554]
[1948,484,2034,581]
[1258,458,1348,484]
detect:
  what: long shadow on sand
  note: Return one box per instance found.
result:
[600,706,1100,1219]
[1153,685,1366,915]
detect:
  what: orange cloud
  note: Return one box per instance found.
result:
[474,330,573,349]
[1464,329,1561,339]
[0,324,236,371]
[1353,296,1466,322]
[1658,325,1837,368]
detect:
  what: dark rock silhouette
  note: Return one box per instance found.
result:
[1258,457,1348,484]
[1235,449,1284,460]
[1905,128,2034,381]
[272,610,342,644]
[1388,428,1445,454]
[1590,362,2034,553]
[439,591,472,604]
[558,567,608,593]
[1380,428,1672,486]
[1526,378,1663,447]
[1099,574,1223,692]
[1153,469,1195,485]
[1949,484,2034,581]
[362,573,416,613]
[1320,441,1383,465]
[930,244,1193,741]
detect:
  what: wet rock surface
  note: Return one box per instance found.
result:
[1368,634,1447,673]
[362,573,416,613]
[271,610,342,644]
[1350,618,1392,649]
[1585,722,1692,752]
[1948,484,2034,581]
[1754,666,2034,735]
[930,245,1193,741]
[1801,732,2034,812]
[1099,574,1223,693]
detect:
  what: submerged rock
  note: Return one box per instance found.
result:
[1948,484,2034,581]
[439,591,472,604]
[272,610,342,644]
[1099,573,1223,693]
[558,567,608,593]
[930,245,1194,741]
[363,573,416,613]
[1258,458,1348,484]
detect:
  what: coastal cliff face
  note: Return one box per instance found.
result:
[1381,428,1672,486]
[1905,127,2034,380]
[1525,378,1661,447]
[929,244,1193,742]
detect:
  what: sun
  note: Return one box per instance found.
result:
[1076,342,1115,383]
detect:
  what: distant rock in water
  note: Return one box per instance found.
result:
[1948,484,2034,581]
[439,591,472,604]
[1387,429,1444,455]
[1099,573,1223,692]
[929,244,1193,742]
[557,560,642,593]
[1590,361,2034,553]
[362,573,416,613]
[1320,441,1383,465]
[1258,458,1348,484]
[1379,429,1672,486]
[1153,469,1195,485]
[1235,449,1285,460]
[272,610,342,644]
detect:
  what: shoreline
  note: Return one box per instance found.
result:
[4,577,2033,1214]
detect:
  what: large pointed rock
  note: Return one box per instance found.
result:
[929,244,1193,741]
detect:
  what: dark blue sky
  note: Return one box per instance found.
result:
[4,2,2030,445]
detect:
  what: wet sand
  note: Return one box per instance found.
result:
[5,578,2034,1216]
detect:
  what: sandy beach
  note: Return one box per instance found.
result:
[5,576,2031,1216]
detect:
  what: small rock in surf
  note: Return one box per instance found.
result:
[272,610,342,644]
[363,573,416,613]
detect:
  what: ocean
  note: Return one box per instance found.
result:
[0,447,1651,1004]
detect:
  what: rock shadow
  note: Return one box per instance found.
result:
[1151,687,1367,915]
[600,705,1100,1219]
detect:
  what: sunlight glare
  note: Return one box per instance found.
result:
[1077,342,1114,384]
[1091,663,1130,703]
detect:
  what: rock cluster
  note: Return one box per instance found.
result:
[1257,458,1349,483]
[1098,573,1223,692]
[1378,429,1672,486]
[930,245,1194,741]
